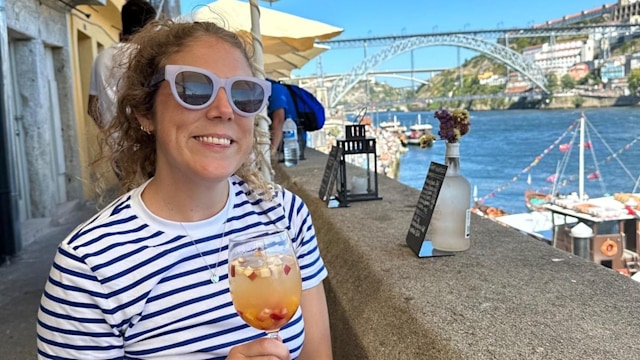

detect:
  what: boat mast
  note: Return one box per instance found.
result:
[579,113,585,200]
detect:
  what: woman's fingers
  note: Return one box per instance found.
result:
[227,337,291,360]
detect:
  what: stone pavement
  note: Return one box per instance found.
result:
[0,199,97,360]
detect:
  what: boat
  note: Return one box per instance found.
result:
[523,172,552,211]
[478,113,640,278]
[379,115,408,146]
[405,114,434,146]
[471,201,508,219]
[525,190,551,211]
[494,210,577,242]
[545,193,640,277]
[379,115,407,133]
[471,186,509,219]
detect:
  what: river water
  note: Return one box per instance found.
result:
[361,107,640,215]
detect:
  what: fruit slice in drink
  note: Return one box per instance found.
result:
[229,253,302,331]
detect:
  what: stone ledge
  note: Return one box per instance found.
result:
[275,149,640,360]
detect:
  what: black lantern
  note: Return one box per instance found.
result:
[335,125,382,204]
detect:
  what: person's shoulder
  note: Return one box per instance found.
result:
[61,192,138,249]
[268,83,289,112]
[277,185,311,215]
[272,82,291,96]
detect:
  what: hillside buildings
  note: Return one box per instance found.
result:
[613,0,640,23]
[502,1,640,93]
[522,39,596,76]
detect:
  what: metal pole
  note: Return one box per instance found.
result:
[457,47,462,89]
[248,0,273,181]
[578,114,585,200]
[364,40,370,109]
[410,49,415,96]
[0,0,21,258]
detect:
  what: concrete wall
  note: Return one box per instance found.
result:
[275,149,640,359]
[4,0,78,218]
[73,1,123,199]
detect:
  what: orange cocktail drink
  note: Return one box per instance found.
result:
[229,253,302,331]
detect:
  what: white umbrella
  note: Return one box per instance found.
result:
[184,0,343,55]
[264,43,329,79]
[181,0,343,179]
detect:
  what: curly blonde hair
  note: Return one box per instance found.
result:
[91,20,274,204]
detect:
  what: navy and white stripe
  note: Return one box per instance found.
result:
[37,175,327,359]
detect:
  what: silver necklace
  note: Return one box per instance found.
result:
[179,206,229,284]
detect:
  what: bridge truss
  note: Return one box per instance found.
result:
[328,34,547,108]
[321,24,638,48]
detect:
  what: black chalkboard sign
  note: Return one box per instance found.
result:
[318,146,342,204]
[405,162,453,258]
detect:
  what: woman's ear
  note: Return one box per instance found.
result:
[136,112,154,135]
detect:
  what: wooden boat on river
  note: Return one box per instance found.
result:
[525,190,551,212]
[405,114,433,146]
[479,113,640,278]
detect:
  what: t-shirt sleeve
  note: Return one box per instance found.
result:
[267,83,289,116]
[280,189,328,290]
[37,243,124,358]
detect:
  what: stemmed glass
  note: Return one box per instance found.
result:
[228,229,302,338]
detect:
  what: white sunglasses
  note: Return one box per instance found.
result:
[148,65,272,116]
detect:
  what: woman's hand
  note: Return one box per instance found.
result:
[227,338,291,360]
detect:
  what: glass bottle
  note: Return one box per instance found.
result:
[427,142,471,251]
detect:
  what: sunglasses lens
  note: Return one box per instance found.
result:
[174,71,214,106]
[231,80,266,114]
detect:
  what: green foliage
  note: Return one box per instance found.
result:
[628,68,640,95]
[561,74,576,90]
[546,73,559,93]
[512,37,546,52]
[612,39,640,57]
[577,71,602,86]
[327,125,341,137]
[427,101,441,110]
[573,96,585,108]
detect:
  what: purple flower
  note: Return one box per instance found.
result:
[434,109,471,143]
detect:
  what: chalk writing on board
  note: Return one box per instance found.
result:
[318,146,341,203]
[406,162,448,257]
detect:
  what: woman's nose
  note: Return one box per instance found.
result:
[206,88,234,119]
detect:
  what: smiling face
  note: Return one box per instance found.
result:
[138,35,255,185]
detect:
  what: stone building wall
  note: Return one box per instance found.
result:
[3,0,80,218]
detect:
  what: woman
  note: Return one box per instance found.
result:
[37,20,331,359]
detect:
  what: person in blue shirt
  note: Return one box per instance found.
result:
[268,82,306,160]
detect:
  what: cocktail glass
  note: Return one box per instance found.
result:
[228,229,302,338]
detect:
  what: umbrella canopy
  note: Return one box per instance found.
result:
[185,0,343,53]
[264,43,329,79]
[180,0,342,80]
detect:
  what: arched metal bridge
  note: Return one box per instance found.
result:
[327,34,547,108]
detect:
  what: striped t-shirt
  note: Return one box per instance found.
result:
[37,175,327,359]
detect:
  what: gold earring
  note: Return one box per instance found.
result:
[140,125,151,135]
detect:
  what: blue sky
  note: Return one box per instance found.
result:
[180,0,614,86]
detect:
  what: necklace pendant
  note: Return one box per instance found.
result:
[211,274,219,284]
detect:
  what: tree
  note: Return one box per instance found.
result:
[561,74,576,90]
[546,73,559,93]
[628,68,640,95]
[573,96,585,108]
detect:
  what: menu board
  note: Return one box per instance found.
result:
[406,162,453,257]
[318,146,342,204]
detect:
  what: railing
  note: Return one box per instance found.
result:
[319,24,640,49]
